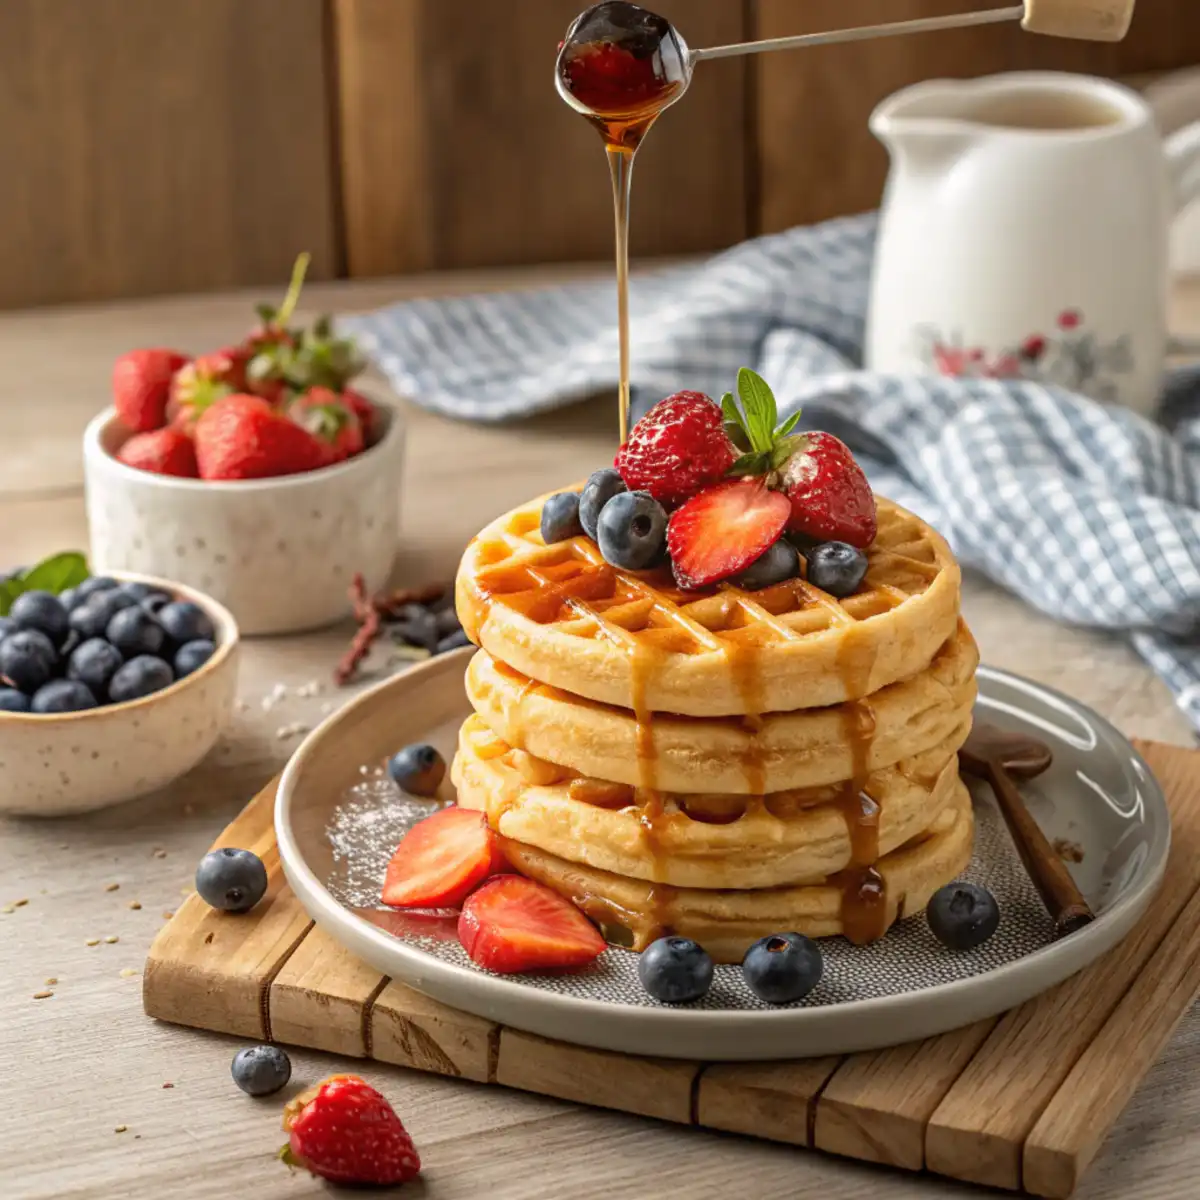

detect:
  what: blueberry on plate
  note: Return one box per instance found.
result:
[31,680,98,714]
[742,932,823,1004]
[9,590,70,648]
[0,629,58,693]
[156,600,215,646]
[540,491,584,544]
[68,638,126,695]
[387,743,446,796]
[74,576,120,604]
[596,490,667,571]
[195,847,269,913]
[174,639,215,678]
[139,591,173,616]
[106,607,167,658]
[805,541,868,598]
[231,1045,292,1097]
[108,655,174,704]
[0,687,31,713]
[578,468,628,540]
[638,936,714,1004]
[436,629,471,654]
[927,882,1000,951]
[732,539,801,590]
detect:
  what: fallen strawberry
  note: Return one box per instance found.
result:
[382,806,502,909]
[168,349,247,432]
[280,1074,420,1187]
[112,349,190,433]
[116,427,199,478]
[666,478,790,590]
[288,387,365,465]
[615,391,736,507]
[457,875,606,973]
[194,394,327,480]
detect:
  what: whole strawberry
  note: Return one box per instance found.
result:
[194,394,327,480]
[112,349,190,432]
[288,387,365,465]
[168,350,247,432]
[116,427,199,478]
[280,1074,421,1187]
[614,391,736,507]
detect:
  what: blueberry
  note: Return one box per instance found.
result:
[156,601,215,646]
[540,491,584,544]
[387,743,446,796]
[174,639,215,678]
[68,638,125,696]
[0,630,57,693]
[139,591,173,616]
[10,590,70,648]
[0,616,14,642]
[231,1045,292,1097]
[195,847,268,913]
[108,655,174,704]
[70,591,137,641]
[732,539,801,590]
[59,587,78,612]
[638,936,714,1004]
[117,581,154,602]
[927,882,1000,951]
[741,933,824,1004]
[434,606,462,637]
[436,629,471,654]
[31,680,98,714]
[0,687,30,712]
[805,541,868,598]
[75,576,120,603]
[391,604,439,652]
[106,607,167,658]
[596,490,667,571]
[60,630,81,658]
[579,468,628,540]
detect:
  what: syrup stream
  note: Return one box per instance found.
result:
[607,145,634,446]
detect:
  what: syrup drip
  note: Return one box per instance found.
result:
[726,633,767,798]
[568,778,636,810]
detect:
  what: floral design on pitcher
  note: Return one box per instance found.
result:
[917,310,1134,401]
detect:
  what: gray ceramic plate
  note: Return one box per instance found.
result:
[275,650,1169,1061]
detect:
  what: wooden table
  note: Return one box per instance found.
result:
[2,269,1197,1200]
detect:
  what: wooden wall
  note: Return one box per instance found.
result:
[1,0,1198,307]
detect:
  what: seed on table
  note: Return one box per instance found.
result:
[119,968,139,978]
[114,1125,128,1134]
[105,883,120,892]
[154,850,167,859]
[104,935,119,944]
[86,938,100,947]
[162,1082,174,1090]
[45,977,58,985]
[128,901,142,910]
[13,898,28,907]
[1,906,13,915]
[179,886,193,897]
[161,910,174,920]
[32,991,53,1000]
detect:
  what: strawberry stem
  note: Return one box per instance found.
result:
[276,252,311,328]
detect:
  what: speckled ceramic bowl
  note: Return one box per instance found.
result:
[0,572,239,817]
[83,402,405,636]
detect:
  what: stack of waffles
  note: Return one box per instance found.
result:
[451,490,979,962]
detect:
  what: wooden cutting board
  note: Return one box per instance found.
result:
[143,738,1200,1199]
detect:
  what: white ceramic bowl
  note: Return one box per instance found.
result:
[0,572,240,817]
[83,403,405,636]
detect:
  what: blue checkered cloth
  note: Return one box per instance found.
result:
[340,212,1200,734]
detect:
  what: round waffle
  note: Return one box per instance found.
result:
[452,714,968,890]
[456,491,961,717]
[465,623,977,794]
[500,782,975,962]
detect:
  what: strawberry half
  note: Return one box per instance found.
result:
[779,431,877,549]
[382,806,503,909]
[666,478,790,590]
[457,875,606,973]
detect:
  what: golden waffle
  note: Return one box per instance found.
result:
[452,714,967,891]
[502,782,975,963]
[456,492,961,717]
[465,624,977,794]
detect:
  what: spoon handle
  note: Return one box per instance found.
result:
[985,760,1095,937]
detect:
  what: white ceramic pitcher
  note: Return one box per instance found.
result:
[865,72,1200,416]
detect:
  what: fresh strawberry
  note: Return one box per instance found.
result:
[666,478,790,590]
[614,391,736,507]
[288,387,365,465]
[167,349,247,432]
[342,387,376,435]
[381,806,503,909]
[280,1074,420,1187]
[111,349,190,432]
[116,427,199,478]
[778,430,877,548]
[194,394,327,480]
[457,875,606,973]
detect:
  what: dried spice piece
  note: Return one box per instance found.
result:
[335,576,451,686]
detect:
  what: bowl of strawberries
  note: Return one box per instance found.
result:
[83,256,405,635]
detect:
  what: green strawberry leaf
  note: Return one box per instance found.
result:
[0,551,89,615]
[254,303,278,325]
[769,433,808,471]
[726,451,773,478]
[724,421,751,452]
[775,409,803,438]
[721,391,740,426]
[736,367,777,453]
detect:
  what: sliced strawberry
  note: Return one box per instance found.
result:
[457,875,606,973]
[381,806,501,909]
[780,431,877,549]
[666,479,790,590]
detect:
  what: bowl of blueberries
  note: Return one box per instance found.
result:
[0,552,239,816]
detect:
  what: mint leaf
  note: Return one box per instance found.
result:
[775,410,803,438]
[20,552,89,596]
[736,368,777,453]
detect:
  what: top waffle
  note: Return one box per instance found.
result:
[456,491,961,717]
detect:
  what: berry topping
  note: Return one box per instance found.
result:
[596,490,668,571]
[195,847,269,913]
[156,600,215,646]
[281,1074,420,1187]
[194,394,328,481]
[106,606,167,658]
[457,875,606,973]
[805,541,869,598]
[0,629,57,693]
[741,932,823,1004]
[540,491,584,544]
[67,638,124,696]
[231,1045,292,1097]
[174,639,216,678]
[10,590,70,648]
[666,479,789,590]
[637,936,714,1004]
[927,882,1000,951]
[31,680,98,714]
[108,655,174,704]
[578,467,628,539]
[382,806,502,909]
[386,743,446,797]
[732,538,800,591]
[116,428,199,478]
[112,348,190,433]
[614,391,736,507]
